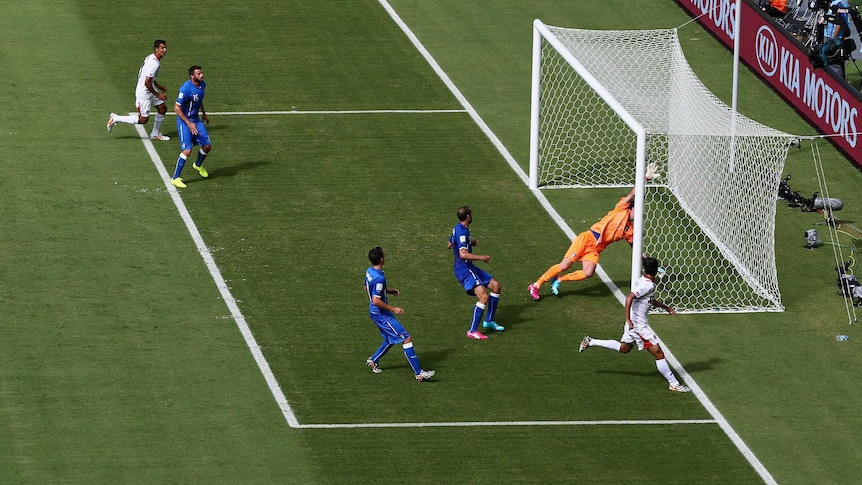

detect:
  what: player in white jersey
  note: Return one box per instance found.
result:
[106,39,171,141]
[578,257,691,393]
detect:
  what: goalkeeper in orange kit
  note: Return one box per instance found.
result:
[527,163,659,301]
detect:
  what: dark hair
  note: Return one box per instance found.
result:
[154,39,166,49]
[368,246,384,265]
[642,257,659,276]
[189,65,203,77]
[457,206,472,222]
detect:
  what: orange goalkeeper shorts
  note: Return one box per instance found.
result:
[565,230,601,265]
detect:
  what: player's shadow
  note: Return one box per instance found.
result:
[595,357,722,378]
[375,347,455,381]
[183,160,271,183]
[596,369,660,379]
[672,357,723,374]
[497,280,614,329]
[494,301,533,329]
[550,280,616,299]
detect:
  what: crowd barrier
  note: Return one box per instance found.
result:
[676,0,862,170]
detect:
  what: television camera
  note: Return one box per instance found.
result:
[807,2,862,71]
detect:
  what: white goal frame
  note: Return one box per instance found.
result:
[529,19,796,313]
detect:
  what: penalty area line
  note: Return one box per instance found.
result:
[296,419,718,429]
[160,109,468,116]
[134,124,302,429]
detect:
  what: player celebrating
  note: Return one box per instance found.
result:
[364,247,435,381]
[578,257,691,393]
[170,65,212,189]
[448,206,504,340]
[107,39,172,141]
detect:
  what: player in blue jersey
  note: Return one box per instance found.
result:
[448,206,503,340]
[170,65,212,189]
[364,247,435,381]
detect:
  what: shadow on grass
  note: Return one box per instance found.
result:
[182,160,271,184]
[595,357,723,378]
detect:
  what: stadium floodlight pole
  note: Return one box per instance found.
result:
[529,19,648,284]
[730,0,742,171]
[731,0,742,114]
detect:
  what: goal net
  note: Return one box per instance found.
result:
[529,20,797,313]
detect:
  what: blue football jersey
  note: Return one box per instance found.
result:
[450,223,475,276]
[365,266,390,316]
[175,80,206,121]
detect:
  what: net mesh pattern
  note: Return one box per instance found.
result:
[536,25,795,312]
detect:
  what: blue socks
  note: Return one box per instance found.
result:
[485,292,500,323]
[195,149,208,167]
[402,342,421,374]
[173,153,187,179]
[370,342,392,363]
[470,302,486,332]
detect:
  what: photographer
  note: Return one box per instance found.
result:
[823,0,853,77]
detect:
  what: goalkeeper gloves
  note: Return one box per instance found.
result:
[645,162,660,181]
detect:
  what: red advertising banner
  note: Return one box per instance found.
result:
[675,0,862,170]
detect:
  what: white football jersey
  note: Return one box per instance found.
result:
[629,275,655,328]
[135,53,161,99]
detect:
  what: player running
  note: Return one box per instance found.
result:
[578,257,690,393]
[106,39,171,141]
[364,247,435,381]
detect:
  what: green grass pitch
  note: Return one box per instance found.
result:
[1,0,861,483]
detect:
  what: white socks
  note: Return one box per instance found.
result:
[151,113,165,136]
[113,114,138,124]
[655,358,679,386]
[590,338,622,352]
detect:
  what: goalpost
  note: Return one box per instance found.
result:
[529,20,797,313]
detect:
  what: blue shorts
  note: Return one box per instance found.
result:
[456,267,493,297]
[369,313,410,345]
[176,118,211,151]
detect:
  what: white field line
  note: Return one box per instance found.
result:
[379,1,777,485]
[132,14,770,481]
[135,121,710,431]
[138,118,718,431]
[162,109,467,116]
[134,124,301,428]
[296,419,717,429]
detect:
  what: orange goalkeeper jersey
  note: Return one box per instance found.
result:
[590,197,634,251]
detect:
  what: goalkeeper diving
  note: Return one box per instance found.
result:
[527,163,660,301]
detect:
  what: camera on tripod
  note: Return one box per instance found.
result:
[836,261,862,306]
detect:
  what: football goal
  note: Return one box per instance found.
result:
[529,20,798,313]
